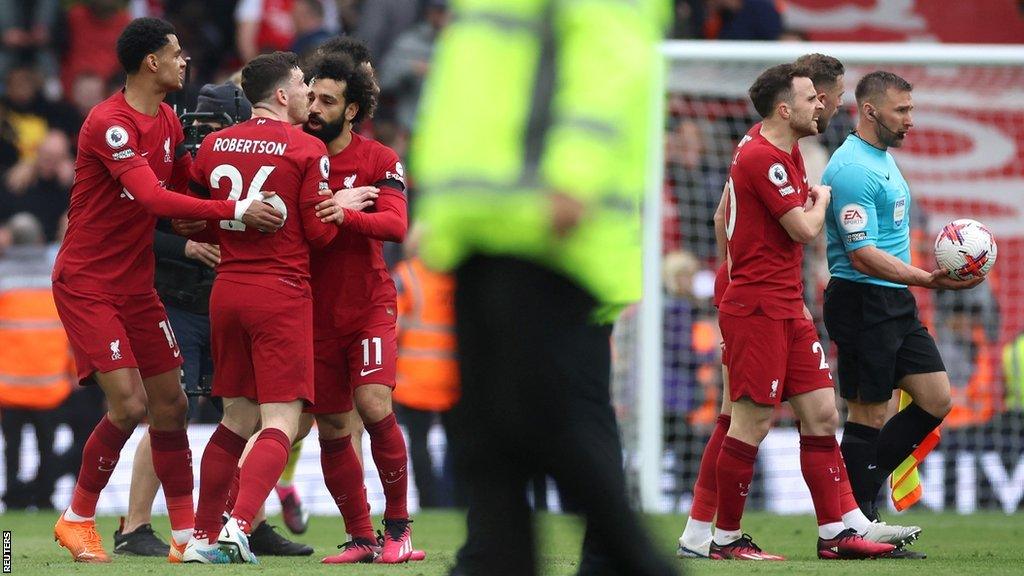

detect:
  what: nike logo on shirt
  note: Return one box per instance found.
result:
[360,367,383,377]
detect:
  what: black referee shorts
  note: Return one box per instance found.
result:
[823,277,946,403]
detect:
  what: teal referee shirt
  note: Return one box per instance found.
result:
[823,133,912,288]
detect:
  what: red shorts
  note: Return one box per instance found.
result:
[52,282,183,384]
[210,279,314,405]
[307,305,398,415]
[719,312,832,406]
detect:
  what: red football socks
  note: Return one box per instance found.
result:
[715,436,758,532]
[691,414,731,522]
[195,424,246,543]
[833,441,858,513]
[224,467,241,516]
[232,428,291,530]
[320,435,375,540]
[69,415,131,518]
[150,428,195,532]
[800,434,843,526]
[365,413,409,520]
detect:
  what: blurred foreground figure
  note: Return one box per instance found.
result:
[411,1,677,575]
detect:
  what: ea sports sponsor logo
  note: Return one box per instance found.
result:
[105,125,129,149]
[840,203,867,232]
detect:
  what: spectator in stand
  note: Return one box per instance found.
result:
[1,64,78,159]
[392,226,462,508]
[354,0,418,66]
[235,0,296,64]
[56,0,131,96]
[379,0,449,131]
[688,0,783,41]
[291,0,332,59]
[0,105,19,175]
[68,72,110,132]
[934,282,1001,428]
[664,119,724,261]
[0,130,74,241]
[0,0,61,82]
[0,212,74,511]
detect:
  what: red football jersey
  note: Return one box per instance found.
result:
[311,132,408,337]
[54,91,216,294]
[720,127,808,320]
[711,122,804,309]
[191,117,337,292]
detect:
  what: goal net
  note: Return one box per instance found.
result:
[615,41,1024,515]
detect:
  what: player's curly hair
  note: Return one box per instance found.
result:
[309,53,377,125]
[116,17,176,75]
[241,51,299,106]
[748,63,809,119]
[316,36,373,66]
[794,53,845,91]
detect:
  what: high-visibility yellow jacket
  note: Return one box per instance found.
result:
[411,0,668,323]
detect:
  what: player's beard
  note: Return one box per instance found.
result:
[304,113,345,144]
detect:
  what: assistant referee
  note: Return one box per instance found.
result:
[821,71,984,533]
[411,1,674,575]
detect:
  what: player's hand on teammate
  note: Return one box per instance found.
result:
[172,218,207,236]
[316,186,379,223]
[927,268,986,290]
[184,240,221,268]
[239,191,285,232]
[808,184,831,206]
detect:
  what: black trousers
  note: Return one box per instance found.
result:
[450,256,676,576]
[1,407,60,509]
[394,404,463,508]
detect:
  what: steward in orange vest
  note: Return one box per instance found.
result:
[0,245,73,410]
[393,256,459,412]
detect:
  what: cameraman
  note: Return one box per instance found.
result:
[113,83,311,557]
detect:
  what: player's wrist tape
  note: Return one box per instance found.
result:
[234,197,257,220]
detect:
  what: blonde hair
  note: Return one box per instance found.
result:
[663,250,698,297]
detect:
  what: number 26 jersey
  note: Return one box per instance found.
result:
[190,117,338,292]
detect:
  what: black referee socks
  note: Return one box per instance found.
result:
[876,402,943,474]
[841,422,883,519]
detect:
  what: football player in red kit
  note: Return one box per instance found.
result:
[709,63,894,560]
[181,51,337,564]
[294,52,413,564]
[52,18,282,564]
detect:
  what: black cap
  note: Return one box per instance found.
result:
[195,82,252,122]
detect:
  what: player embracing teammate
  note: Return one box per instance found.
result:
[292,50,416,564]
[52,18,283,564]
[182,51,338,564]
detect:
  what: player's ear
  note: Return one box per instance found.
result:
[777,100,790,120]
[346,102,359,122]
[146,53,159,73]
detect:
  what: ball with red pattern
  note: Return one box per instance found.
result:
[934,218,997,280]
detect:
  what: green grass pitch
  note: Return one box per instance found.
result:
[1,510,1022,575]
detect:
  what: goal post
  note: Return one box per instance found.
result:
[627,40,1024,513]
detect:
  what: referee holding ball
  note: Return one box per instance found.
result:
[821,71,984,554]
